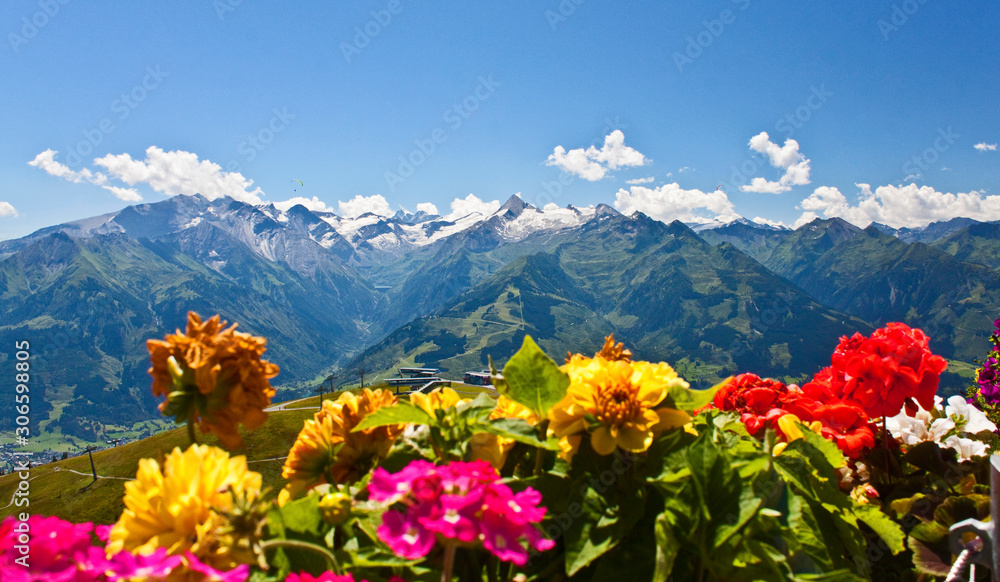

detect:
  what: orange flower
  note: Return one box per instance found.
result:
[147,312,279,449]
[280,388,405,504]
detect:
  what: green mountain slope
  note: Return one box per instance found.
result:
[754,221,1000,389]
[346,213,870,389]
[931,221,1000,268]
[0,230,377,442]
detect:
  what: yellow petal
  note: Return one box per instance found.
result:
[590,425,619,456]
[617,425,653,452]
[777,414,805,441]
[558,435,582,463]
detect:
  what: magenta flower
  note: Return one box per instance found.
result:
[483,487,546,526]
[378,508,437,559]
[104,548,181,581]
[368,459,554,565]
[184,552,250,582]
[0,515,105,582]
[285,571,359,582]
[422,493,482,543]
[369,460,436,503]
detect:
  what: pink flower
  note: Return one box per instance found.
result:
[0,515,104,582]
[377,508,436,560]
[483,487,546,526]
[421,493,482,543]
[368,460,436,503]
[105,548,181,581]
[184,552,250,582]
[479,510,555,566]
[368,460,554,564]
[285,572,359,582]
[94,525,112,543]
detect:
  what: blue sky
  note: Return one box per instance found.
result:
[2,0,999,240]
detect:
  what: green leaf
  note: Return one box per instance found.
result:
[348,547,423,568]
[276,494,323,536]
[652,513,679,582]
[477,417,559,450]
[799,427,848,470]
[792,572,866,582]
[902,440,958,477]
[461,392,499,417]
[773,446,846,509]
[853,503,905,554]
[661,377,727,414]
[907,536,952,576]
[352,401,432,431]
[563,481,644,576]
[501,335,570,415]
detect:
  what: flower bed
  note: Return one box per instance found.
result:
[4,313,999,581]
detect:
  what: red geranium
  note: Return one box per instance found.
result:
[712,373,793,436]
[806,323,947,419]
[776,391,874,459]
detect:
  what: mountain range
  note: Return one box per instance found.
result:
[2,193,997,442]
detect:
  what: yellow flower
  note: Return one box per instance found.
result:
[147,312,279,449]
[280,388,404,504]
[106,444,262,580]
[549,354,690,460]
[772,413,823,456]
[470,396,540,469]
[409,387,468,418]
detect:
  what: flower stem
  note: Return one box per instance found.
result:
[187,421,198,445]
[260,539,342,574]
[441,543,457,582]
[882,416,890,475]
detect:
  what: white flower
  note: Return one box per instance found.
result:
[887,396,948,445]
[945,395,997,434]
[943,435,990,461]
[886,413,932,446]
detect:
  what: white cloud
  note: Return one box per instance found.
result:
[444,193,501,221]
[416,202,439,215]
[274,196,334,213]
[666,172,673,178]
[337,194,392,218]
[792,211,820,229]
[28,149,108,185]
[546,130,647,181]
[93,146,264,204]
[974,143,997,152]
[626,176,655,185]
[28,149,142,201]
[103,185,143,202]
[678,166,692,173]
[796,183,1000,229]
[0,201,17,217]
[741,132,812,194]
[904,173,922,182]
[613,183,740,225]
